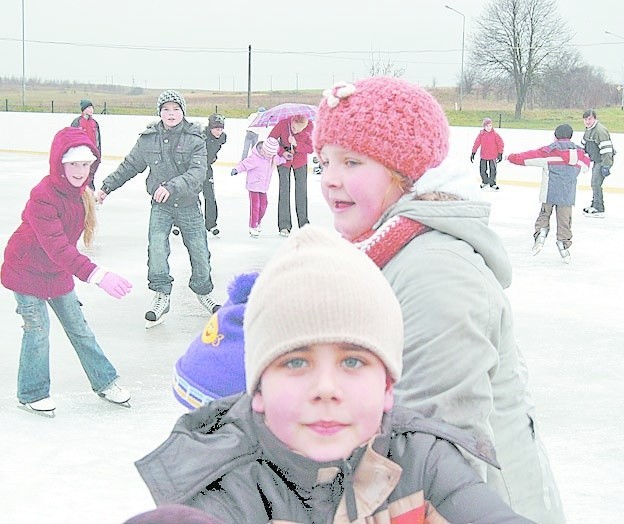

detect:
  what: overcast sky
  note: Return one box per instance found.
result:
[1,0,624,92]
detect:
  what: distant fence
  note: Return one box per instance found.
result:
[1,92,322,118]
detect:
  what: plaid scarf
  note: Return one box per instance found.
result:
[354,215,430,269]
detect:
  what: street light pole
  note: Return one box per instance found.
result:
[21,0,26,108]
[445,5,465,111]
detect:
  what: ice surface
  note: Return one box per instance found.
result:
[1,148,622,523]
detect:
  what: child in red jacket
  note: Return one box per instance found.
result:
[471,117,504,190]
[1,127,133,417]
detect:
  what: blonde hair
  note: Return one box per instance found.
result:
[81,188,97,247]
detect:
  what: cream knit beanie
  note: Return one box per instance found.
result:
[244,225,404,394]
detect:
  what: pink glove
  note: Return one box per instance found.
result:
[98,271,133,299]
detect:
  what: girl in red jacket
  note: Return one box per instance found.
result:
[1,127,133,417]
[471,117,504,190]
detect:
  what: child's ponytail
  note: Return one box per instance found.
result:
[81,188,97,247]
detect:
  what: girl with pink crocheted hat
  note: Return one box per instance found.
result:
[314,76,565,524]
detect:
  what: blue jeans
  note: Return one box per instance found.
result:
[14,291,118,404]
[147,201,214,295]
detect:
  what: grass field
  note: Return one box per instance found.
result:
[2,81,623,131]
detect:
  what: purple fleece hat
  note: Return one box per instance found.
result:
[172,273,258,410]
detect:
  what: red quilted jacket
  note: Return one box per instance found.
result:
[1,127,101,299]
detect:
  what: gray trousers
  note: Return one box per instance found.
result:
[277,164,308,231]
[590,162,606,212]
[535,203,572,248]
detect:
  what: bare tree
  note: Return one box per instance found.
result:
[533,50,611,108]
[469,0,572,119]
[367,52,405,78]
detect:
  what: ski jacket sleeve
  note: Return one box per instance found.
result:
[472,133,482,154]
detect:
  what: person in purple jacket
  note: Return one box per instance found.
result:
[1,127,133,417]
[231,137,290,238]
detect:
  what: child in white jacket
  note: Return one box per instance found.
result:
[231,137,289,237]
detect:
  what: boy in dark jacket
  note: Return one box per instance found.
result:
[134,226,532,523]
[507,124,590,263]
[203,113,227,236]
[96,90,219,325]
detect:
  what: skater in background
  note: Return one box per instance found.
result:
[507,123,590,263]
[231,137,290,237]
[240,106,266,160]
[172,273,257,410]
[471,117,504,190]
[203,113,227,237]
[581,109,615,217]
[315,77,565,523]
[70,98,101,190]
[268,114,313,236]
[1,127,132,416]
[96,90,219,326]
[135,226,530,523]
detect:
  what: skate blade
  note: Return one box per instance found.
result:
[97,395,131,408]
[145,316,166,329]
[18,404,56,418]
[532,243,544,255]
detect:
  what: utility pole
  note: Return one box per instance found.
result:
[247,45,251,109]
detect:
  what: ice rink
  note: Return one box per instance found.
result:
[1,147,622,523]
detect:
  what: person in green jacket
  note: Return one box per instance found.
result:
[133,226,531,524]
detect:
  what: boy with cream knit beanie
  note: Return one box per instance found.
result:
[135,226,529,523]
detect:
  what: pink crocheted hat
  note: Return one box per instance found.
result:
[313,77,449,181]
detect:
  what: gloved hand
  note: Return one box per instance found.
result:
[497,153,503,163]
[283,151,294,161]
[98,272,133,299]
[601,165,611,177]
[230,169,238,176]
[470,152,475,163]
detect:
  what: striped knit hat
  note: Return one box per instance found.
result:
[313,77,449,181]
[244,225,404,394]
[261,137,279,157]
[157,90,186,115]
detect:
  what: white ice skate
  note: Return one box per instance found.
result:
[98,382,131,407]
[556,240,571,264]
[145,292,170,329]
[532,228,548,255]
[18,397,56,418]
[196,293,221,314]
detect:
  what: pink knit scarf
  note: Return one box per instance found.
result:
[353,215,430,269]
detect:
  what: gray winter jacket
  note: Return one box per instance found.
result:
[135,395,532,523]
[376,196,566,524]
[101,120,207,208]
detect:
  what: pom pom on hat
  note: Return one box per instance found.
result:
[554,123,573,139]
[257,106,266,112]
[208,113,225,129]
[61,145,97,163]
[482,117,493,127]
[157,89,186,115]
[80,99,93,112]
[172,273,258,410]
[261,137,279,157]
[244,225,404,394]
[313,77,449,181]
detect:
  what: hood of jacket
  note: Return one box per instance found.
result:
[49,127,101,195]
[381,194,512,289]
